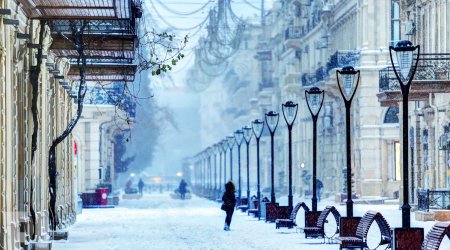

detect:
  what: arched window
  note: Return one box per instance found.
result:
[384,107,399,123]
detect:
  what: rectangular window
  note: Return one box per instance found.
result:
[394,141,401,181]
[391,1,400,42]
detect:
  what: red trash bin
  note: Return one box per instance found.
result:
[96,188,109,206]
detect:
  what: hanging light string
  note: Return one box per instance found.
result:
[149,0,210,31]
[153,0,214,16]
[240,0,261,10]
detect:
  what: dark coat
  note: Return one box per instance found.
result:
[222,190,236,210]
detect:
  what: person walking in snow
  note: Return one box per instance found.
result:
[138,178,145,196]
[316,179,323,202]
[221,181,236,231]
[179,179,187,199]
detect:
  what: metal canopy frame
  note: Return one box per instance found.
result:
[17,0,141,82]
[19,0,132,20]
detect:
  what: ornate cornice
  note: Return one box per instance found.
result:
[329,4,357,32]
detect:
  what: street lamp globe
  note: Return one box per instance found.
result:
[389,40,420,87]
[305,87,324,116]
[265,111,279,133]
[282,101,298,126]
[390,40,418,83]
[252,119,264,138]
[221,139,228,152]
[234,129,244,146]
[242,125,253,143]
[226,135,235,149]
[336,66,360,101]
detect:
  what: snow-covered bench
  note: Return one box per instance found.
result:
[336,210,391,249]
[275,202,310,230]
[422,221,450,250]
[303,206,341,242]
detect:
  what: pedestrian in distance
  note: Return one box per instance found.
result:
[317,179,323,202]
[179,179,187,199]
[138,178,145,196]
[221,181,236,231]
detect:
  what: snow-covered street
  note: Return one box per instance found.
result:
[53,193,450,250]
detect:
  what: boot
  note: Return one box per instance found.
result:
[224,223,228,231]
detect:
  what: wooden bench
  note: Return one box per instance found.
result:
[265,203,279,222]
[336,210,391,250]
[237,197,249,212]
[276,205,291,220]
[247,200,259,217]
[304,206,341,241]
[275,202,310,229]
[422,221,450,250]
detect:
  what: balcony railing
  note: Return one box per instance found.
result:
[326,50,361,72]
[417,189,450,211]
[379,53,450,93]
[48,19,136,35]
[81,85,136,118]
[301,50,360,87]
[285,26,304,40]
[301,73,316,87]
[379,66,399,92]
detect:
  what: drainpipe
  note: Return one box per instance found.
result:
[428,94,441,188]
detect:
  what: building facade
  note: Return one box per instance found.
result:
[0,0,140,248]
[193,0,440,204]
[384,0,450,203]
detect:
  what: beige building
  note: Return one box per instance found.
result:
[0,0,140,248]
[384,0,450,204]
[193,0,448,205]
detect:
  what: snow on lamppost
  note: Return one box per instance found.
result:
[234,129,244,205]
[282,100,298,211]
[226,135,235,181]
[217,142,224,194]
[221,139,228,187]
[336,65,360,218]
[242,125,253,206]
[207,146,214,195]
[252,119,264,220]
[389,40,424,248]
[265,111,279,204]
[305,87,324,212]
[213,143,219,198]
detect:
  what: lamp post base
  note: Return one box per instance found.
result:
[392,227,424,250]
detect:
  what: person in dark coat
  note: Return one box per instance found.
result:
[179,179,187,199]
[138,178,145,196]
[317,179,323,202]
[222,181,236,231]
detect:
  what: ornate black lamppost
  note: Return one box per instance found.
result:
[305,87,324,212]
[213,144,219,197]
[252,119,264,220]
[265,111,279,203]
[227,135,235,180]
[207,146,214,196]
[390,40,420,229]
[336,66,360,217]
[218,142,223,193]
[221,139,228,185]
[242,125,253,206]
[282,101,298,210]
[234,129,244,204]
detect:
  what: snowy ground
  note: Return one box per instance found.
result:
[53,193,450,250]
